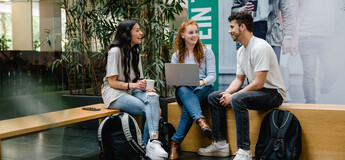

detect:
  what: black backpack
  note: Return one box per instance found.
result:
[255,109,302,160]
[97,112,146,160]
[158,118,176,152]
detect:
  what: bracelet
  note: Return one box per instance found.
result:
[127,83,130,90]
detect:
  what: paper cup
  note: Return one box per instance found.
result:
[146,79,154,90]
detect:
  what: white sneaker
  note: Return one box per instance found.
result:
[146,140,168,160]
[233,148,252,160]
[197,141,230,157]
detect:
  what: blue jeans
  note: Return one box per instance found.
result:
[109,89,160,145]
[208,88,283,150]
[171,85,214,144]
[299,36,338,103]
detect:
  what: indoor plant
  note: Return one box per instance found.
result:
[48,0,184,98]
[0,35,11,51]
[45,0,185,123]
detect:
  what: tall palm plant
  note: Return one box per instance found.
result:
[49,0,184,96]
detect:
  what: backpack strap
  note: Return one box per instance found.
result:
[259,110,278,160]
[97,114,112,159]
[120,113,142,143]
[274,110,293,159]
[120,113,146,156]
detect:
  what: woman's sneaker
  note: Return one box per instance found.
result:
[233,148,252,160]
[197,141,230,157]
[146,139,168,160]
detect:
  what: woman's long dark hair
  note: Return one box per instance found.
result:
[101,20,141,83]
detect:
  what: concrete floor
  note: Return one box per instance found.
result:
[2,126,240,160]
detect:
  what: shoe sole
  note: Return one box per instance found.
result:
[146,148,168,158]
[146,152,165,160]
[197,151,230,157]
[201,128,213,139]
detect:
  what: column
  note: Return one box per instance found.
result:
[12,1,33,50]
[39,0,62,52]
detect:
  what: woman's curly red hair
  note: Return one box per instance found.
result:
[173,20,204,66]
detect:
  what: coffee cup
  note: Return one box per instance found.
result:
[249,0,258,17]
[146,79,154,90]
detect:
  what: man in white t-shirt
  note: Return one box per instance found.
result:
[232,0,295,63]
[198,12,286,160]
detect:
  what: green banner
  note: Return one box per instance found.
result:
[188,0,219,90]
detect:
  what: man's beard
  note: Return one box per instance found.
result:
[231,29,242,41]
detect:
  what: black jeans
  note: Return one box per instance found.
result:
[208,88,283,150]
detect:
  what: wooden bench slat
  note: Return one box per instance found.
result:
[0,103,120,139]
[281,103,345,111]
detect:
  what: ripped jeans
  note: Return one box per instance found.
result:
[109,89,160,145]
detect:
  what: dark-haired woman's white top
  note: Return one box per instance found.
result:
[101,47,144,108]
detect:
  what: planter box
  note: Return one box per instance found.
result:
[61,94,103,129]
[159,97,176,122]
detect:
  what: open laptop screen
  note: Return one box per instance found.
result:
[165,63,199,86]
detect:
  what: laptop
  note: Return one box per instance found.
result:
[165,63,199,86]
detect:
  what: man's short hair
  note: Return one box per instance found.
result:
[228,11,253,32]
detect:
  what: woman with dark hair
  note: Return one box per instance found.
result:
[168,20,216,159]
[101,20,168,160]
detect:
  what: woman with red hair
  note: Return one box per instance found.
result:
[168,20,216,159]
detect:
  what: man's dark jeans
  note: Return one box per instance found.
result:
[208,88,284,150]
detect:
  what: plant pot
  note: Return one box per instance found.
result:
[159,97,176,122]
[61,94,103,109]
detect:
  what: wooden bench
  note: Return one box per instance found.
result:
[168,102,345,160]
[0,103,120,159]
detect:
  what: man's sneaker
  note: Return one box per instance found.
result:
[197,141,230,157]
[233,148,252,160]
[146,140,168,160]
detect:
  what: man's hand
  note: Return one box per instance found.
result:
[219,92,233,107]
[243,2,254,13]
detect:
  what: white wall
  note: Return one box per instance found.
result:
[218,0,237,74]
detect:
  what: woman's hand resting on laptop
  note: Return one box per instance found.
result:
[199,79,207,86]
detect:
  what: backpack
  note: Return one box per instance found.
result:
[255,109,302,160]
[97,112,146,160]
[158,118,176,152]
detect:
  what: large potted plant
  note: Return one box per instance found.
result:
[46,0,185,122]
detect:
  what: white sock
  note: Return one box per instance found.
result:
[215,140,227,146]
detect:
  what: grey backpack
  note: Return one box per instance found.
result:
[98,112,146,160]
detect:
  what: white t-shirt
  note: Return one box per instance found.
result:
[236,36,286,98]
[101,47,144,108]
[298,0,338,37]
